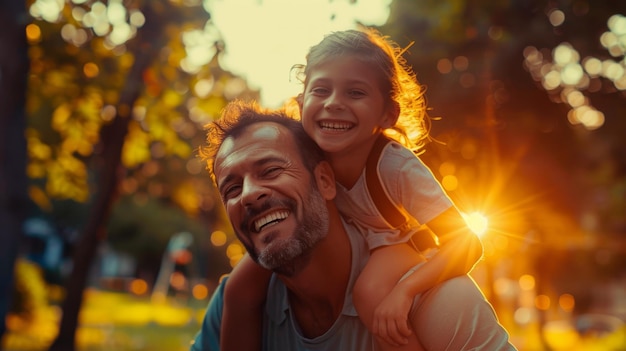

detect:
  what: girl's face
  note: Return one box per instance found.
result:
[299,55,398,157]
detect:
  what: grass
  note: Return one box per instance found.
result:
[3,288,625,350]
[3,288,206,351]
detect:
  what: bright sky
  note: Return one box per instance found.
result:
[202,0,392,107]
[30,0,390,107]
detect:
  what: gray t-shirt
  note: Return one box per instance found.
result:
[261,218,376,350]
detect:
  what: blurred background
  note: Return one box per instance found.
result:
[1,0,625,350]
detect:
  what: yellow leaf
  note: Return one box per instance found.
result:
[162,89,182,108]
[122,123,151,167]
[27,163,46,178]
[27,136,51,160]
[172,181,200,216]
[52,104,72,131]
[172,140,191,158]
[28,186,52,211]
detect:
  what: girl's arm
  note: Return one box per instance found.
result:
[392,206,482,296]
[421,205,484,277]
[221,253,272,351]
[372,206,483,345]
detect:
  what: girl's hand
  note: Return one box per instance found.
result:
[372,284,414,346]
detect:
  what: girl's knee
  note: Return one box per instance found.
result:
[412,275,497,333]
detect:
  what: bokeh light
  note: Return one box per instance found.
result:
[559,293,576,312]
[535,294,551,310]
[29,0,144,49]
[192,283,209,300]
[548,9,565,27]
[523,12,626,130]
[129,279,148,296]
[210,230,227,247]
[518,274,536,291]
[26,23,42,43]
[226,242,244,267]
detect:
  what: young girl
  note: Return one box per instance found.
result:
[220,28,484,351]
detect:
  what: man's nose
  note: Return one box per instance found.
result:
[241,179,268,206]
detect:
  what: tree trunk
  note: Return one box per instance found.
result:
[0,0,30,343]
[48,4,168,351]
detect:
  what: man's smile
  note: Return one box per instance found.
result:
[253,210,290,233]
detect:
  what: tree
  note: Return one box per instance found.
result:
[0,0,30,343]
[22,0,256,349]
[47,3,172,348]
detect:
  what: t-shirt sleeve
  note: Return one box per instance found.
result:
[190,276,228,351]
[384,145,453,225]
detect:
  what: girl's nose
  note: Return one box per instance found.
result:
[324,93,345,111]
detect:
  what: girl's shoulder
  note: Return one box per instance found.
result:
[377,140,437,189]
[378,139,425,171]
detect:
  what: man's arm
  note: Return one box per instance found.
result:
[190,276,228,351]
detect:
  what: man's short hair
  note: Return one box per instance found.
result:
[199,100,326,184]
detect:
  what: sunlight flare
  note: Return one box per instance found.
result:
[463,212,489,237]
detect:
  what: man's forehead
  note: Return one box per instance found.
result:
[218,122,288,154]
[215,122,295,172]
[248,122,283,140]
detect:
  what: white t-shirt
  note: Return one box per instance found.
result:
[334,140,453,249]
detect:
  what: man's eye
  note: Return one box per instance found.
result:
[222,185,241,200]
[263,167,282,177]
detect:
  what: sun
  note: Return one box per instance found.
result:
[463,212,489,237]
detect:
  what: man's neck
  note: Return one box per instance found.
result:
[280,209,352,338]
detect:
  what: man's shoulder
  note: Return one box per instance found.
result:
[340,217,370,258]
[265,274,289,323]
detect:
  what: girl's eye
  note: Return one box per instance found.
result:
[349,90,366,98]
[311,87,329,95]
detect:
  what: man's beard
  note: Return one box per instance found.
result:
[242,187,329,276]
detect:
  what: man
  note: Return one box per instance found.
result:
[190,101,516,350]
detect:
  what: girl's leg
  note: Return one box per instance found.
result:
[410,275,517,350]
[353,243,426,351]
[221,254,272,351]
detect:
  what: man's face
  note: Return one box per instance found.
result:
[214,122,329,275]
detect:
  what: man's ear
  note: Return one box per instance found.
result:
[313,161,336,200]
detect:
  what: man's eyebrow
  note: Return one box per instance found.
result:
[254,156,289,167]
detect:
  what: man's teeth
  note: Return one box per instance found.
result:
[320,121,352,130]
[255,211,289,232]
